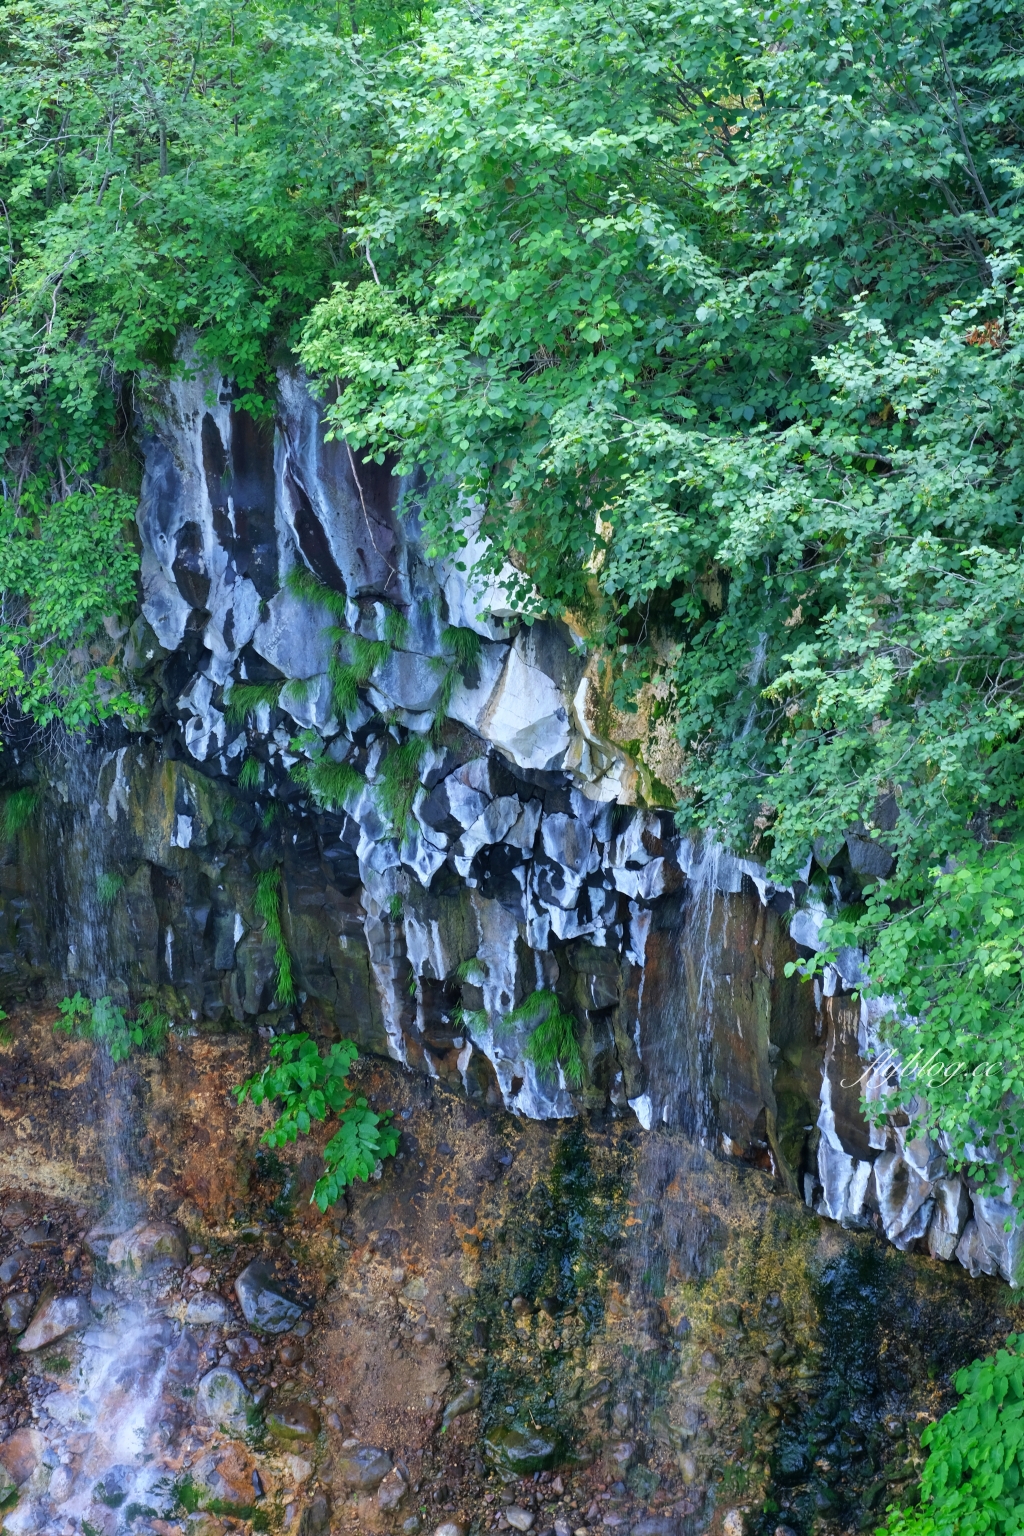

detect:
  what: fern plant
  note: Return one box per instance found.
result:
[500,990,584,1088]
[252,867,296,1006]
[234,1034,400,1210]
[55,994,171,1061]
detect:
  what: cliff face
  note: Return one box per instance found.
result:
[0,370,1014,1292]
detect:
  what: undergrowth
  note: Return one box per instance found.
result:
[234,1034,399,1209]
[55,994,172,1060]
[96,871,125,905]
[252,867,296,1005]
[237,755,262,790]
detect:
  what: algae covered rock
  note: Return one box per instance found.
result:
[234,1258,305,1333]
[481,1422,562,1475]
[195,1367,252,1432]
[266,1401,321,1444]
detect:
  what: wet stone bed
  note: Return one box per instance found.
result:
[1,1041,1022,1536]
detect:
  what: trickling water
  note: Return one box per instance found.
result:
[10,738,186,1536]
[688,841,723,1147]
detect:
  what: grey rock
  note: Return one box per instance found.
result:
[633,1522,680,1536]
[0,1251,27,1283]
[0,1461,15,1505]
[298,1493,332,1536]
[234,1259,304,1333]
[335,1444,393,1490]
[18,1293,91,1351]
[430,1525,466,1536]
[185,1292,232,1326]
[20,1222,54,1248]
[195,1367,252,1432]
[3,1293,33,1334]
[441,1382,481,1428]
[506,1509,536,1532]
[378,1466,409,1511]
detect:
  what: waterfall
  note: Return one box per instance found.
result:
[7,738,182,1536]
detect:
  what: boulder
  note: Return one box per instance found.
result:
[0,1428,45,1486]
[3,1292,33,1334]
[266,1401,321,1444]
[378,1467,408,1511]
[18,1292,91,1351]
[106,1221,186,1273]
[195,1368,252,1433]
[334,1444,393,1490]
[506,1510,535,1532]
[482,1424,562,1475]
[185,1292,232,1326]
[234,1259,304,1333]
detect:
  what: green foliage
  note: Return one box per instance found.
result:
[55,993,171,1061]
[377,736,429,838]
[95,871,124,906]
[501,991,583,1088]
[233,1033,400,1210]
[0,1010,12,1048]
[432,625,483,728]
[237,756,263,790]
[801,847,1024,1206]
[252,867,296,1006]
[224,682,283,727]
[291,754,364,812]
[1,788,38,843]
[881,1336,1024,1536]
[0,0,423,738]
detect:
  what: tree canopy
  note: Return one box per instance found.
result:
[7,0,1024,1200]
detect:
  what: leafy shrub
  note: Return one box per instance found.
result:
[234,1034,399,1210]
[882,1336,1024,1536]
[252,867,296,1006]
[501,990,583,1088]
[55,994,171,1061]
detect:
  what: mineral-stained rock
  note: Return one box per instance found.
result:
[266,1401,321,1444]
[2,1292,33,1334]
[234,1258,304,1333]
[334,1444,393,1490]
[106,1221,186,1272]
[0,1427,45,1486]
[195,1367,252,1432]
[191,1442,255,1505]
[722,1512,745,1536]
[482,1424,562,1475]
[18,1292,91,1351]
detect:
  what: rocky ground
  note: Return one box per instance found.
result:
[0,1010,1020,1536]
